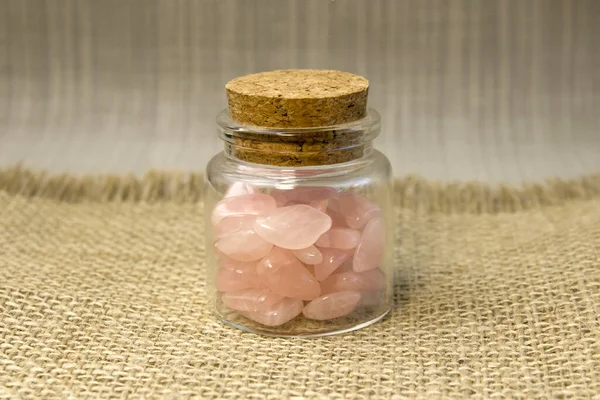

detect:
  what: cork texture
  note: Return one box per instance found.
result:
[1,167,600,399]
[226,69,369,128]
[225,70,369,166]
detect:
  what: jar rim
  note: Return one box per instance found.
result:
[216,108,381,166]
[216,108,380,140]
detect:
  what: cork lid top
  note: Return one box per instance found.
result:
[225,69,369,128]
[226,69,368,99]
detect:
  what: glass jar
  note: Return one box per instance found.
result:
[205,107,394,337]
[204,69,393,336]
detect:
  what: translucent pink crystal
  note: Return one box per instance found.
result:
[254,204,332,250]
[224,182,255,198]
[320,269,385,294]
[279,186,338,203]
[221,288,284,312]
[215,230,273,262]
[293,245,323,265]
[270,190,288,207]
[259,248,321,300]
[315,228,361,249]
[256,246,296,275]
[314,248,349,281]
[353,217,385,272]
[211,193,276,225]
[242,298,303,326]
[327,207,349,228]
[215,260,262,292]
[213,215,256,238]
[337,258,355,273]
[302,291,362,320]
[335,192,381,230]
[309,200,328,213]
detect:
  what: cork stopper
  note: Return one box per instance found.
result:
[226,69,369,128]
[222,70,373,166]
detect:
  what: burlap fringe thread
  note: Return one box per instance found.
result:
[1,165,600,213]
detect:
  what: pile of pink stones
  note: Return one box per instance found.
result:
[212,182,386,327]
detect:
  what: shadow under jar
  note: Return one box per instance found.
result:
[204,70,394,337]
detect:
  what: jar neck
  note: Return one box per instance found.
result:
[216,109,381,167]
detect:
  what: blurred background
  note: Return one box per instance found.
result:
[0,0,598,183]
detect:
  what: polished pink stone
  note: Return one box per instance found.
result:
[309,200,328,213]
[211,193,276,225]
[215,260,262,292]
[215,230,273,262]
[327,207,349,228]
[260,248,321,300]
[314,248,349,281]
[256,246,296,275]
[224,182,255,198]
[293,245,323,265]
[279,186,338,203]
[270,190,289,207]
[254,204,332,250]
[221,288,284,312]
[302,291,362,320]
[213,215,256,238]
[320,269,385,294]
[315,228,361,249]
[344,248,356,258]
[353,217,385,272]
[335,192,381,230]
[242,298,303,326]
[337,258,355,273]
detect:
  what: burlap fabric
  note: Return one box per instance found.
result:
[1,167,599,399]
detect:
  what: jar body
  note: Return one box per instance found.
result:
[205,150,394,336]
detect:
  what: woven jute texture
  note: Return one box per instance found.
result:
[1,167,600,399]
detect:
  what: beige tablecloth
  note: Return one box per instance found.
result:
[1,168,599,399]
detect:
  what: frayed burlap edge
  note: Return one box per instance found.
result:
[1,165,600,213]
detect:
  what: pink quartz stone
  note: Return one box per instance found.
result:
[293,245,323,265]
[320,269,385,294]
[315,228,361,249]
[353,217,385,272]
[309,200,328,213]
[221,288,284,312]
[279,186,338,203]
[259,248,321,300]
[302,291,362,320]
[242,298,303,326]
[211,193,276,225]
[327,207,349,228]
[270,190,289,207]
[254,204,332,250]
[335,192,381,230]
[337,258,355,273]
[313,248,349,281]
[256,246,297,275]
[215,230,273,262]
[215,260,262,292]
[224,182,255,198]
[213,215,256,238]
